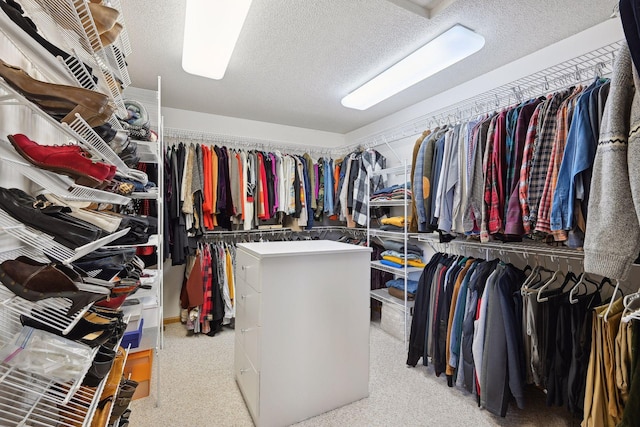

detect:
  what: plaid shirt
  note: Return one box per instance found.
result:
[488,110,507,234]
[535,87,583,234]
[352,149,387,226]
[200,246,212,334]
[527,89,571,230]
[519,102,546,234]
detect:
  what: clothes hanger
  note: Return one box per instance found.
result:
[621,288,640,323]
[535,258,566,302]
[568,271,600,304]
[538,270,577,302]
[602,279,622,322]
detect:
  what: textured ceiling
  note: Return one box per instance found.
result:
[121,0,615,134]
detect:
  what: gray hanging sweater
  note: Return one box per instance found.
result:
[584,42,640,280]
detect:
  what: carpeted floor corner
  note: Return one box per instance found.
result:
[129,322,574,427]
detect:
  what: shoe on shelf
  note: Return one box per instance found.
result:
[87,2,119,34]
[109,378,138,423]
[0,258,108,315]
[100,347,125,399]
[0,188,103,249]
[14,255,115,291]
[0,59,113,125]
[99,22,122,47]
[8,133,113,188]
[82,345,117,387]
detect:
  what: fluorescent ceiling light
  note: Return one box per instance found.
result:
[182,0,253,80]
[341,24,485,110]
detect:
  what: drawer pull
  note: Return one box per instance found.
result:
[240,368,249,374]
[241,294,246,300]
[241,328,251,333]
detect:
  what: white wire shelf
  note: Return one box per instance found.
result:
[0,332,131,426]
[18,0,129,116]
[370,260,422,277]
[0,140,131,206]
[370,288,415,314]
[369,199,408,207]
[66,115,149,184]
[104,234,158,249]
[368,229,415,241]
[130,190,159,200]
[0,80,141,198]
[0,314,97,407]
[0,284,95,335]
[109,0,132,57]
[371,164,412,176]
[344,40,624,153]
[0,208,130,264]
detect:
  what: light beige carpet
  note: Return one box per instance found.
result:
[129,322,575,427]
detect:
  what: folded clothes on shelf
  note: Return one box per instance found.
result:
[379,259,403,269]
[381,216,406,228]
[380,249,423,261]
[385,278,419,294]
[380,239,423,256]
[387,285,415,301]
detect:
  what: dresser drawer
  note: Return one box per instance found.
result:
[236,283,261,328]
[236,251,261,292]
[239,324,261,369]
[235,349,260,420]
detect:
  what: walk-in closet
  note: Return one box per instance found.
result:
[0,1,638,426]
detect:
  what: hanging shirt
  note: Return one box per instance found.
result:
[527,89,571,231]
[535,86,583,235]
[352,149,387,226]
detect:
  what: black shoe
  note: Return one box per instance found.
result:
[0,188,101,248]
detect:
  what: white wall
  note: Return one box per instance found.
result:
[162,107,346,148]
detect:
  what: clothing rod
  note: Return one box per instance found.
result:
[164,127,336,156]
[201,225,366,238]
[418,234,588,261]
[344,39,623,153]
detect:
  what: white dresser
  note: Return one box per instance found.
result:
[234,240,372,427]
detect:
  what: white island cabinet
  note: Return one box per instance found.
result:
[234,240,372,427]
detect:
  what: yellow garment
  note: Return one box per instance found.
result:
[381,216,406,227]
[407,259,426,268]
[381,255,425,268]
[382,255,404,265]
[225,248,235,305]
[582,298,624,427]
[615,319,633,405]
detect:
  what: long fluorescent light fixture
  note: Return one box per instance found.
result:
[341,25,485,110]
[182,0,253,80]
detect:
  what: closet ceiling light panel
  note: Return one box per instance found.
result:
[341,24,485,110]
[182,0,253,80]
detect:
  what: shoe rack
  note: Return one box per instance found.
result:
[15,0,130,116]
[0,0,158,425]
[119,80,164,406]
